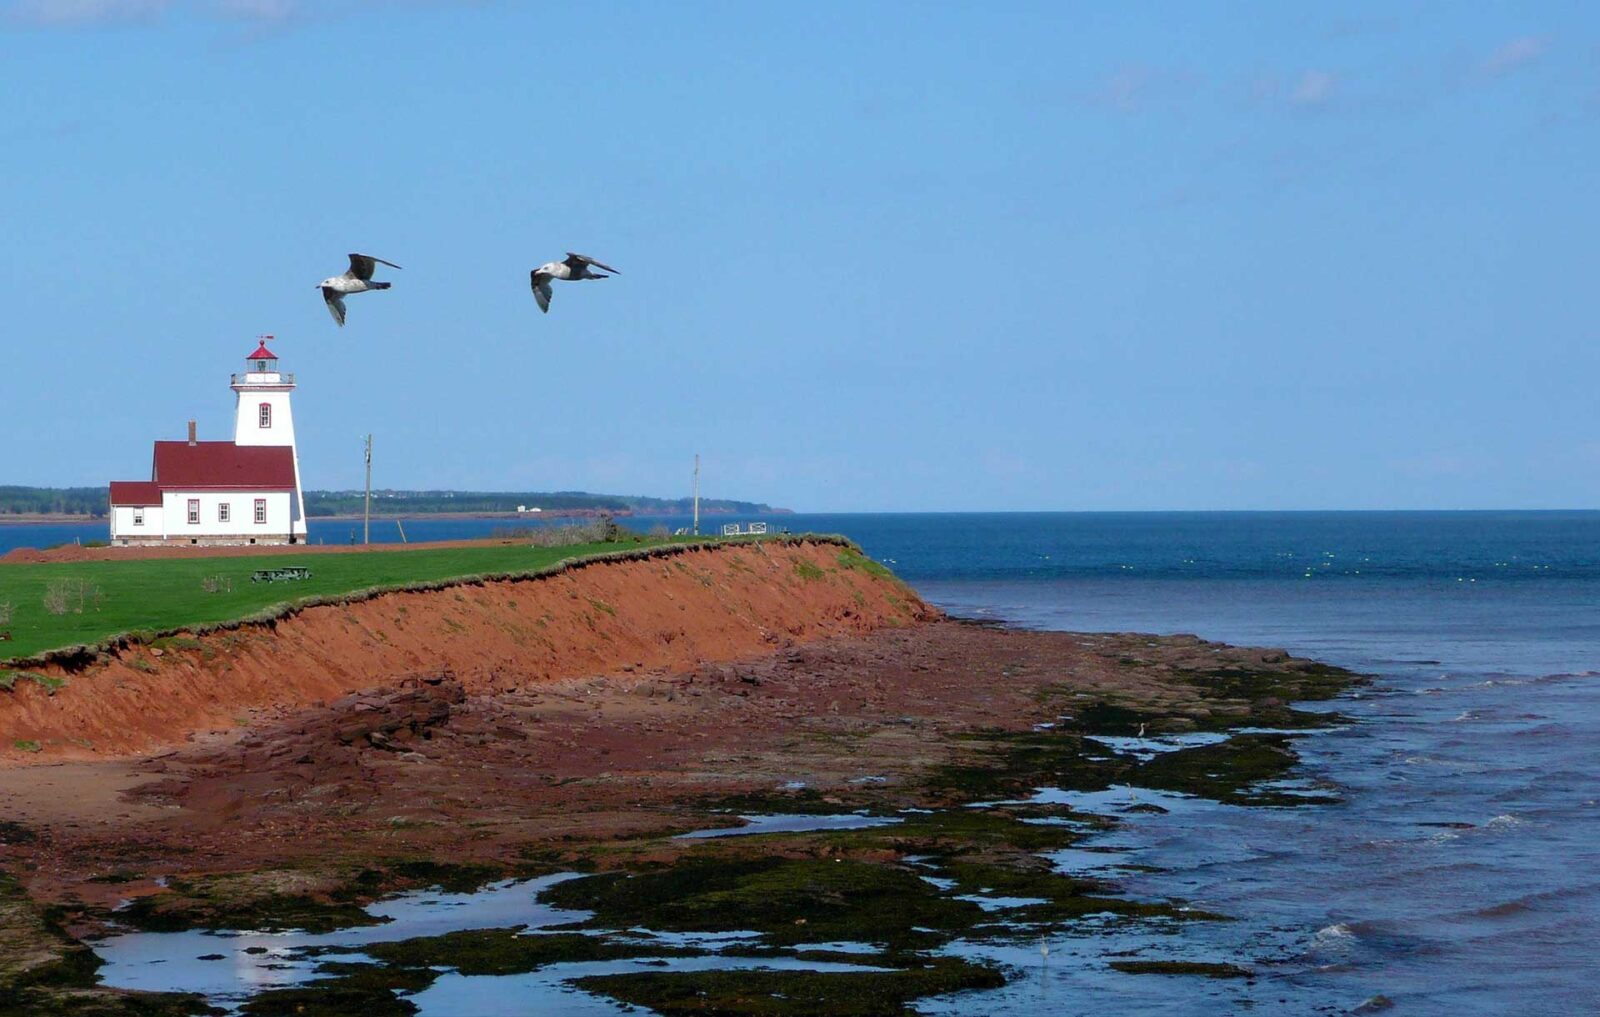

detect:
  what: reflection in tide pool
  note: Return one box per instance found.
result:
[91,869,897,1014]
[91,874,587,1001]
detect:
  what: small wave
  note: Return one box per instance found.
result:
[1484,814,1525,830]
[1512,723,1572,738]
[1472,898,1535,919]
[1315,922,1356,943]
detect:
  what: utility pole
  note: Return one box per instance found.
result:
[692,453,700,536]
[363,434,373,546]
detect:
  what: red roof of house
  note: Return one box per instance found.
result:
[152,442,296,490]
[247,341,278,361]
[108,481,163,506]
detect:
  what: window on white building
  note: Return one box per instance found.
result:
[218,503,231,524]
[133,508,144,526]
[259,402,272,428]
[254,498,267,524]
[187,499,200,525]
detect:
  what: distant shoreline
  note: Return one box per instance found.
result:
[0,508,792,527]
[0,514,104,526]
[312,507,787,522]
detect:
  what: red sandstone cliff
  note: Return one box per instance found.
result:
[0,540,932,762]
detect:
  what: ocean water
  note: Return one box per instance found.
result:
[860,511,1600,1016]
[13,511,1599,1013]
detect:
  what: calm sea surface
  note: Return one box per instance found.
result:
[10,511,1599,1014]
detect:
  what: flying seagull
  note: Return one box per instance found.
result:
[529,252,620,313]
[318,253,402,327]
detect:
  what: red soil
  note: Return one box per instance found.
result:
[0,540,931,763]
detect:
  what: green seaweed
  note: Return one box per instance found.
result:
[115,886,382,935]
[1109,959,1252,978]
[574,956,1005,1016]
[360,928,705,975]
[936,860,1225,929]
[1134,734,1335,806]
[237,967,422,1017]
[1180,662,1359,703]
[932,663,1360,809]
[927,729,1120,802]
[540,856,984,950]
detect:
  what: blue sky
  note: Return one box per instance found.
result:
[2,2,1596,511]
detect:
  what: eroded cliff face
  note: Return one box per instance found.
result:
[0,540,932,761]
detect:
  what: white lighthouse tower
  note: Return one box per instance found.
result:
[231,337,308,540]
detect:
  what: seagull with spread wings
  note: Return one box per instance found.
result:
[529,252,620,314]
[317,253,402,327]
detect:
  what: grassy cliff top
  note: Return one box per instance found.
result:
[0,535,853,669]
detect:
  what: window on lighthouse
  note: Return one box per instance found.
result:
[259,403,272,428]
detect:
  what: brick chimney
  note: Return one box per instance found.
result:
[187,420,197,446]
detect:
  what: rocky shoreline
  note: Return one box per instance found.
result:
[0,613,1363,1016]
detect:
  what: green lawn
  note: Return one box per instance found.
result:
[0,538,674,665]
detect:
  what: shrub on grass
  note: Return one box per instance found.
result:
[507,519,630,547]
[42,578,103,616]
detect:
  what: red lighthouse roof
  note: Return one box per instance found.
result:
[152,442,296,490]
[247,338,278,361]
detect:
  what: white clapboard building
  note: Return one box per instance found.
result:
[109,339,309,546]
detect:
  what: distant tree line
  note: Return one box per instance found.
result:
[0,486,784,519]
[300,490,783,517]
[0,486,108,517]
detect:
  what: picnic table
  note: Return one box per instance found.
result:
[251,565,312,583]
